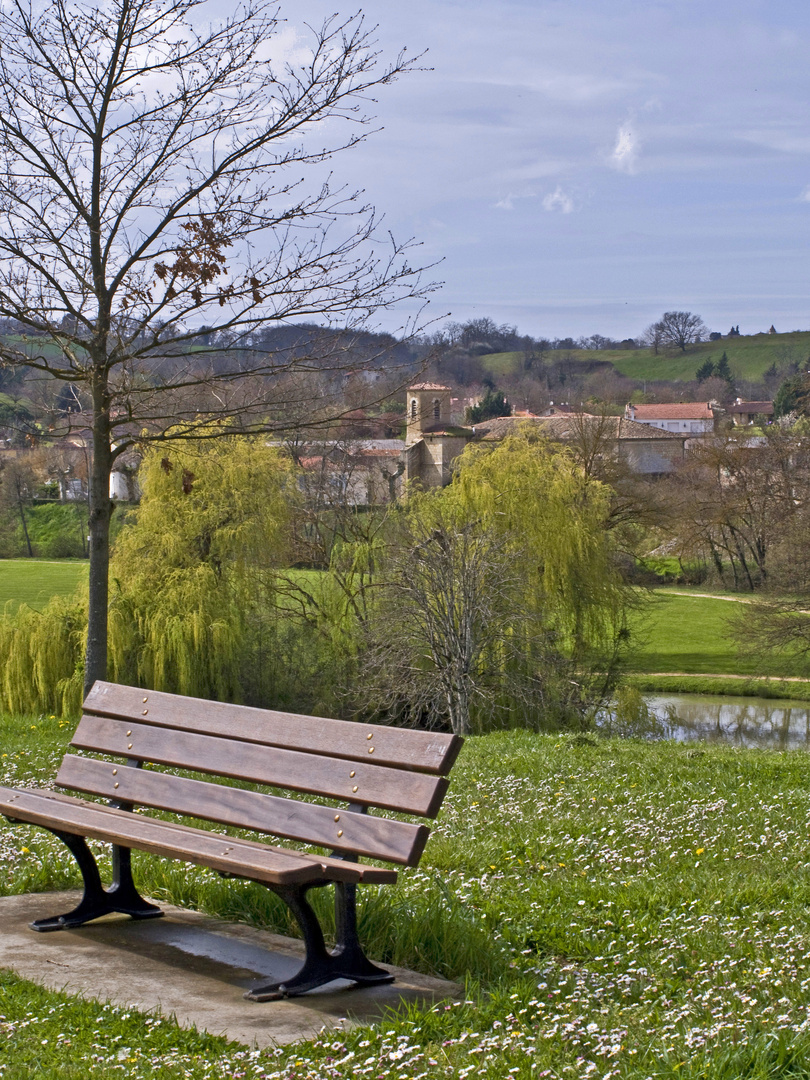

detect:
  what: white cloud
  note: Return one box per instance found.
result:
[542,186,575,214]
[610,124,639,173]
[800,186,810,203]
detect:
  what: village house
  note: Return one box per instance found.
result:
[726,399,774,426]
[296,440,405,506]
[623,401,716,435]
[475,414,688,475]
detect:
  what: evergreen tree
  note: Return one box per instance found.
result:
[466,388,512,423]
[695,359,716,382]
[774,375,808,418]
[715,352,733,383]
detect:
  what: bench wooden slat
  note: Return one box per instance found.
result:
[0,787,398,885]
[85,681,463,776]
[71,716,450,818]
[56,755,430,867]
[0,786,324,885]
[21,788,397,884]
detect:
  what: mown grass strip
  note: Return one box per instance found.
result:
[626,673,810,701]
[627,590,806,681]
[0,559,87,613]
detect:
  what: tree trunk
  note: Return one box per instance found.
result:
[15,478,33,557]
[709,541,725,585]
[84,376,113,698]
[446,681,471,737]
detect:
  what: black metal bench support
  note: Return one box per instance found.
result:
[30,830,163,932]
[245,881,393,1001]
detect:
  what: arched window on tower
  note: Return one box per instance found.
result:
[410,398,417,418]
[433,399,441,420]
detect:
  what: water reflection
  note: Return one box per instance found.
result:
[643,694,810,749]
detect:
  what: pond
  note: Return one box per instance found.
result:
[642,693,810,749]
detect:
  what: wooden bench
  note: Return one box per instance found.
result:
[0,681,462,1000]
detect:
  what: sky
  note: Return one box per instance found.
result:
[217,0,810,341]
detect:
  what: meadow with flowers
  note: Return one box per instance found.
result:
[4,712,810,1078]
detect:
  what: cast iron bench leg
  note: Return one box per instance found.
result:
[245,881,393,1001]
[30,831,163,932]
[332,881,394,982]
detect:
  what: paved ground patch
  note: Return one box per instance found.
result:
[0,891,461,1048]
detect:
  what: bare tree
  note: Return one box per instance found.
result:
[0,0,434,692]
[0,456,37,557]
[728,498,810,670]
[361,511,517,736]
[660,428,810,591]
[650,311,708,353]
[641,322,664,355]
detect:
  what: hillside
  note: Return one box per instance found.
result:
[481,330,810,385]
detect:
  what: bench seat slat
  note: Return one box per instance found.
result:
[71,716,449,818]
[85,682,463,776]
[0,787,397,885]
[28,789,397,884]
[0,786,320,885]
[56,755,429,867]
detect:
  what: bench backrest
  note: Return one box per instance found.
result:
[55,682,463,868]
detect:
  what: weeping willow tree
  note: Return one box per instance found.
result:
[0,434,296,716]
[107,434,294,702]
[0,594,87,717]
[358,432,632,735]
[449,431,629,660]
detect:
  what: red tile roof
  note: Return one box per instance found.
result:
[629,403,714,420]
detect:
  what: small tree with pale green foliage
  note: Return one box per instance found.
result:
[359,433,632,735]
[0,593,87,716]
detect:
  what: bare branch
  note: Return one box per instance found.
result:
[0,0,435,692]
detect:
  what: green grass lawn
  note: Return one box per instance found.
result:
[5,721,810,1076]
[0,558,88,613]
[478,349,525,377]
[627,589,805,680]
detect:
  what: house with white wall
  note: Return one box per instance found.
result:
[624,402,716,435]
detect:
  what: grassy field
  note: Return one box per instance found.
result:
[6,719,810,1076]
[625,589,810,698]
[627,591,769,676]
[0,558,87,613]
[482,329,810,384]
